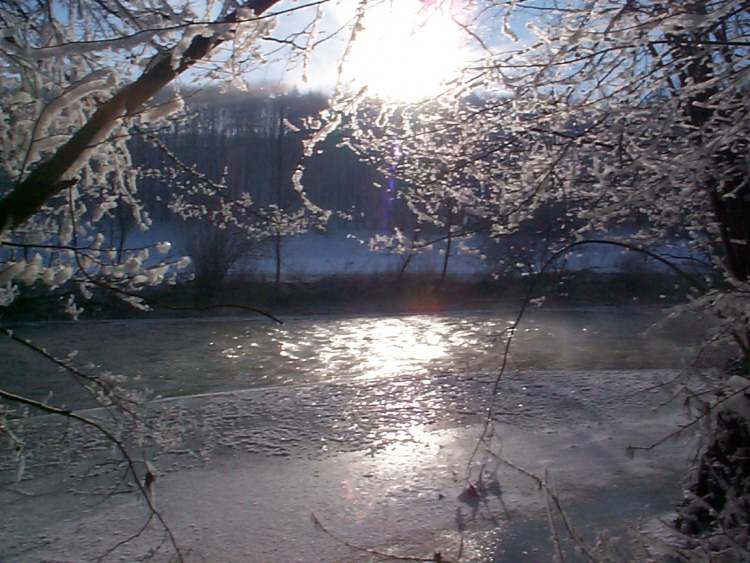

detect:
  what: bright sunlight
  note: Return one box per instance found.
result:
[343,1,471,102]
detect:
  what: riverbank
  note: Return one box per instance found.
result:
[1,269,694,322]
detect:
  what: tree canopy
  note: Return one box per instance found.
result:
[342,0,750,359]
[0,0,291,311]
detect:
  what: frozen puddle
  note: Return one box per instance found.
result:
[1,369,695,561]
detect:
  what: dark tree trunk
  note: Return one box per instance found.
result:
[274,101,285,295]
[274,233,282,292]
[671,4,750,356]
[440,222,452,287]
[398,253,414,283]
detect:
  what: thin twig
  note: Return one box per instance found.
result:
[0,387,184,562]
[544,468,566,563]
[0,326,137,414]
[628,382,750,454]
[311,512,453,563]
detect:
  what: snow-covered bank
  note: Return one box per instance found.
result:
[1,368,695,561]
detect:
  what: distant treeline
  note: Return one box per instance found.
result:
[130,88,408,231]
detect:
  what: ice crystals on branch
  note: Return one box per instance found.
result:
[338,0,750,357]
[156,241,172,254]
[0,0,302,315]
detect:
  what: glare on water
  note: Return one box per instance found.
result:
[315,317,450,378]
[0,308,709,409]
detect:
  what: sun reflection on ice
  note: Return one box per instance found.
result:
[375,423,444,469]
[336,423,447,521]
[317,316,450,379]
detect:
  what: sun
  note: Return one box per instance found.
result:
[342,2,470,102]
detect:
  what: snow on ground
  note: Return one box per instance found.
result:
[121,227,707,281]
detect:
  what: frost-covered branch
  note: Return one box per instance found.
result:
[0,0,283,236]
[0,386,183,561]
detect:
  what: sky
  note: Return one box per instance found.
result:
[246,0,504,101]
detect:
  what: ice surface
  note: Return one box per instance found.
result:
[2,367,694,561]
[0,306,715,410]
[0,309,715,561]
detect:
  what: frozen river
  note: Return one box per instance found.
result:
[3,306,709,409]
[0,306,718,561]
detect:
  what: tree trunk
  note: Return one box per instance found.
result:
[671,4,750,356]
[274,101,285,296]
[275,233,282,293]
[398,253,414,283]
[440,223,452,287]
